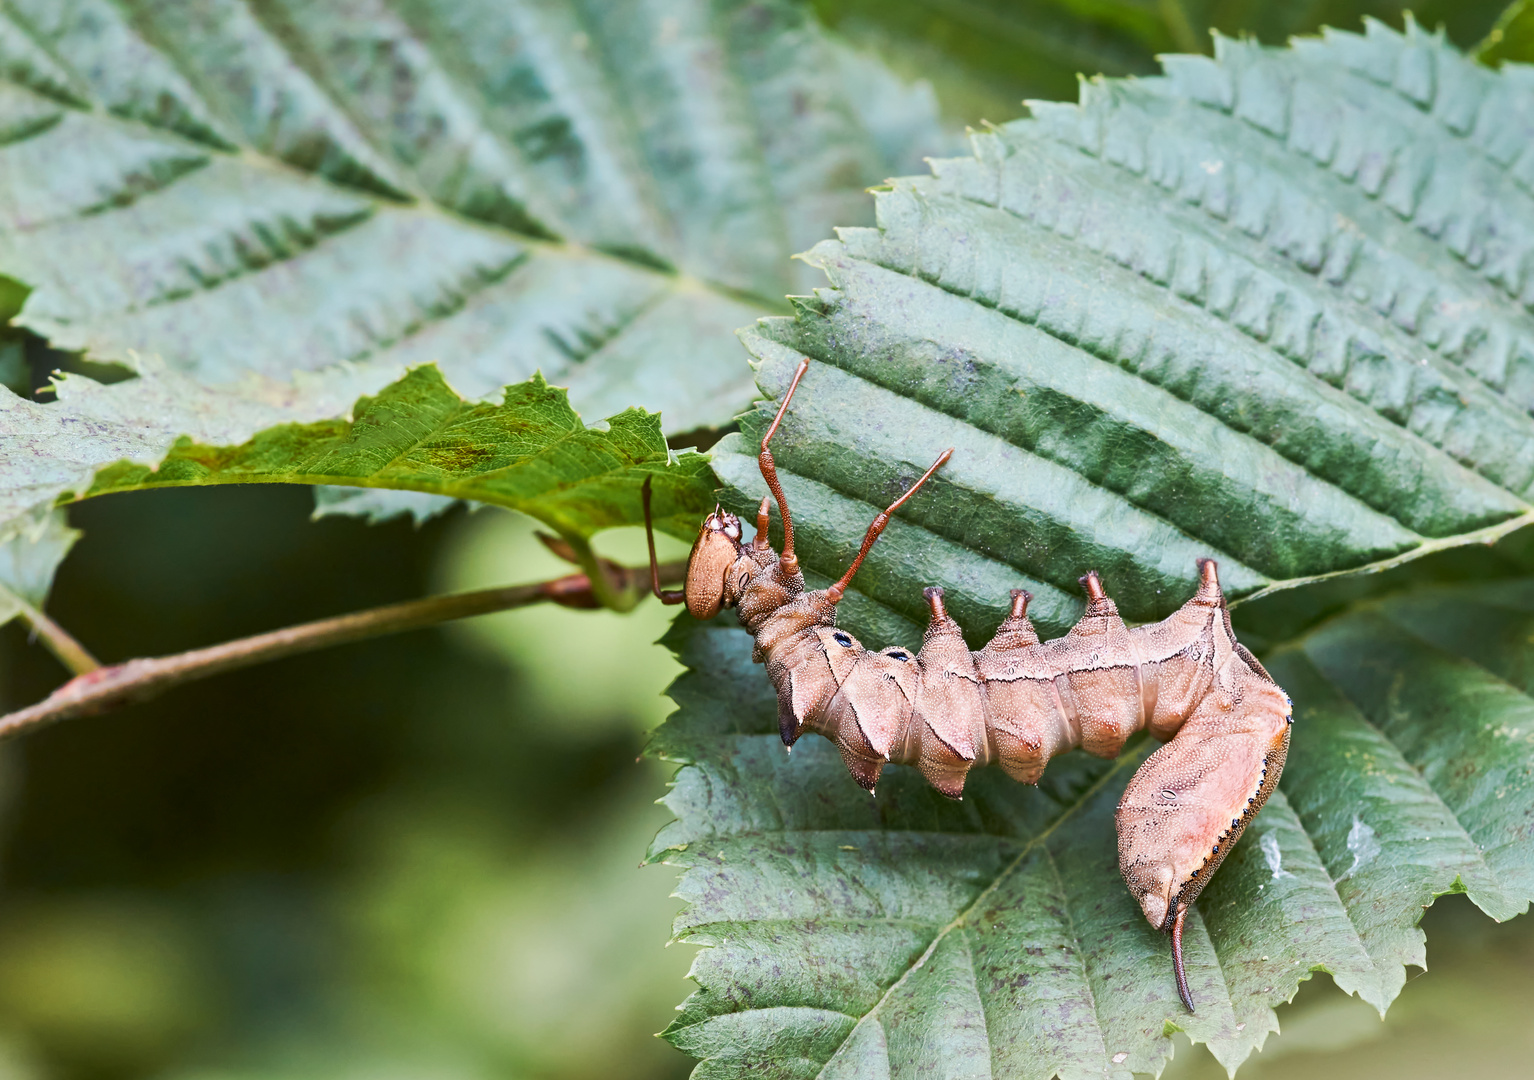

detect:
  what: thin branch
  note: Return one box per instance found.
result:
[0,559,687,741]
[13,597,101,676]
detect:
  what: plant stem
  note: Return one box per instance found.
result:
[14,598,101,675]
[0,560,686,741]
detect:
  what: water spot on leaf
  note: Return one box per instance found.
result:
[1261,831,1295,880]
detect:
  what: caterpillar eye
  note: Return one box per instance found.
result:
[887,650,909,662]
[832,631,854,648]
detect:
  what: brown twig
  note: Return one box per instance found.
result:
[0,559,687,741]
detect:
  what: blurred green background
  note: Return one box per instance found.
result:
[0,483,701,1080]
[3,2,1534,1078]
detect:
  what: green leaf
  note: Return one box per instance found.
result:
[88,365,712,538]
[0,0,949,612]
[0,361,714,607]
[650,22,1534,1078]
[650,576,1534,1078]
[711,19,1534,653]
[0,0,944,433]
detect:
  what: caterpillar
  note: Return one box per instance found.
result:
[643,359,1293,1012]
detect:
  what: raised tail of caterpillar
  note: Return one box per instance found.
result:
[642,358,1293,1013]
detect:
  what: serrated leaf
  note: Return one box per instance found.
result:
[651,22,1534,1079]
[814,2,1508,124]
[712,20,1534,653]
[4,362,713,544]
[0,0,944,434]
[650,576,1534,1078]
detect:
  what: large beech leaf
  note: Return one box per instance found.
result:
[650,21,1534,1078]
[0,362,714,552]
[709,19,1534,655]
[0,0,942,433]
[649,578,1534,1078]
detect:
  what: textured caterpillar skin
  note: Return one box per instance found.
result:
[708,532,1292,968]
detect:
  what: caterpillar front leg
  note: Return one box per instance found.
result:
[642,476,687,606]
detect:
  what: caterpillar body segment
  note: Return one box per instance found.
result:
[642,359,1294,1013]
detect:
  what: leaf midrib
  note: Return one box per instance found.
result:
[674,579,1534,1072]
[733,439,1534,623]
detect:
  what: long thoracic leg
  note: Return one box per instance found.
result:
[758,358,810,575]
[825,448,954,604]
[641,476,685,605]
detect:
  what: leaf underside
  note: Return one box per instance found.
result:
[654,21,1534,1080]
[0,0,940,432]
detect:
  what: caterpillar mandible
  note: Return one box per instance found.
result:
[643,359,1293,1012]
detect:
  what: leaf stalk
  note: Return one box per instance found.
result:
[14,598,101,676]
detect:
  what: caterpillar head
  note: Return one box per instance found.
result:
[683,508,744,619]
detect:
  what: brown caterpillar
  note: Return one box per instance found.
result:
[644,359,1293,1011]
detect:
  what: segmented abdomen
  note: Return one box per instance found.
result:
[759,561,1292,932]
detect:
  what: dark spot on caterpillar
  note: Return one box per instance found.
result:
[833,632,854,648]
[738,571,750,590]
[1161,789,1178,802]
[888,650,910,661]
